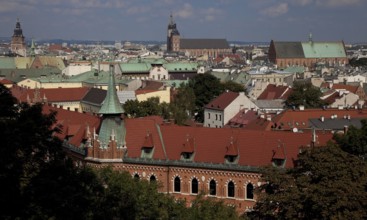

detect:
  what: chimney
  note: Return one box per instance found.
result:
[320,116,324,122]
[344,125,348,134]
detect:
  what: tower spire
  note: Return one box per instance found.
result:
[98,65,124,115]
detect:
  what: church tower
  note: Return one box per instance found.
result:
[167,13,180,52]
[11,18,26,57]
[87,64,126,160]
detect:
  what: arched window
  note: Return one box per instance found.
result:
[174,176,181,192]
[209,180,216,196]
[134,174,140,180]
[191,178,198,194]
[150,175,156,183]
[246,183,254,199]
[228,181,235,198]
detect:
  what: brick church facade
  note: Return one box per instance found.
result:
[268,35,348,69]
[166,14,232,58]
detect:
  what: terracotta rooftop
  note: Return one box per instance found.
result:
[11,86,90,103]
[271,108,367,131]
[257,84,292,100]
[43,105,100,147]
[321,82,359,94]
[205,91,239,110]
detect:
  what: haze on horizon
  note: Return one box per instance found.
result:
[0,0,366,44]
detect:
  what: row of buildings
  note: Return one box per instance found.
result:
[0,16,365,215]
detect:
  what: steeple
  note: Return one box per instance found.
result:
[30,38,36,57]
[98,64,124,115]
[13,18,24,37]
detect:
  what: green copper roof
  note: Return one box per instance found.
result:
[98,117,125,148]
[0,58,16,69]
[301,42,346,58]
[119,63,151,73]
[98,66,124,115]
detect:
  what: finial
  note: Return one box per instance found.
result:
[309,32,313,43]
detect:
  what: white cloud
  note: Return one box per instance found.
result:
[315,0,361,7]
[0,1,34,12]
[127,6,150,15]
[289,0,313,6]
[201,7,223,22]
[175,3,193,19]
[261,3,288,17]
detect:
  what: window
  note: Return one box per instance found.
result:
[228,181,235,197]
[209,180,216,196]
[215,114,218,120]
[208,113,211,119]
[246,183,254,200]
[219,115,222,121]
[191,178,198,194]
[174,176,181,192]
[150,175,156,183]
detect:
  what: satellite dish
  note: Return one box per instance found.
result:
[293,127,298,133]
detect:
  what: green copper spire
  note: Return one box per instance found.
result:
[99,65,124,115]
[30,38,36,57]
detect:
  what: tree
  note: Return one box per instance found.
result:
[188,193,240,220]
[334,119,367,159]
[93,167,187,220]
[170,83,196,125]
[251,144,367,219]
[285,81,325,108]
[222,81,246,93]
[189,74,222,122]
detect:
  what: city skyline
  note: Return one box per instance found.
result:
[0,0,366,43]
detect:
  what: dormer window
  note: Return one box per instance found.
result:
[141,132,154,158]
[225,137,238,164]
[181,135,195,161]
[272,143,286,167]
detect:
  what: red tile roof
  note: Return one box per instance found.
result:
[11,86,90,103]
[42,105,101,147]
[205,91,239,110]
[53,108,333,168]
[271,108,367,131]
[321,82,359,94]
[226,109,258,128]
[0,79,14,85]
[257,84,292,100]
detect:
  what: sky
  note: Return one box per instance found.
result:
[0,0,366,43]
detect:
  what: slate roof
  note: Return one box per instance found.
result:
[180,39,229,50]
[82,88,106,105]
[309,118,362,130]
[205,91,239,110]
[272,42,305,58]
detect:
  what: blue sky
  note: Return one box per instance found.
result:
[0,0,366,43]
